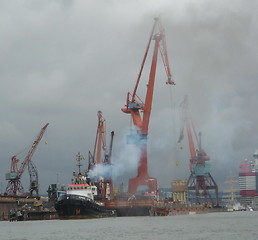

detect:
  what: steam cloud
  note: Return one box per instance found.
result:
[87,127,142,181]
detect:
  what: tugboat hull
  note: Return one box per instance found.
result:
[55,194,116,219]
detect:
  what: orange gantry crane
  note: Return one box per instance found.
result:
[5,123,49,196]
[122,18,175,195]
[178,96,218,205]
[88,111,114,200]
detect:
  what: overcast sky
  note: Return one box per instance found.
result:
[0,0,257,195]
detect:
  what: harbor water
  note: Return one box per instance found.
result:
[1,211,257,240]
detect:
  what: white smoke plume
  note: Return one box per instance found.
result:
[87,127,142,181]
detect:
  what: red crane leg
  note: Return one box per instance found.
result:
[128,144,157,194]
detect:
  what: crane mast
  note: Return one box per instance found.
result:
[5,123,49,196]
[178,96,218,205]
[122,18,175,195]
[102,131,115,200]
[105,131,114,165]
[28,160,39,196]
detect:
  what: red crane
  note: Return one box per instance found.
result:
[122,18,175,195]
[178,96,218,205]
[88,111,114,200]
[5,123,49,196]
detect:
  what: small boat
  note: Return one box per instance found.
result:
[55,156,116,219]
[55,173,116,219]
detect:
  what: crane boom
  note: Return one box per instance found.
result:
[131,18,174,101]
[18,123,49,176]
[122,18,174,135]
[92,111,106,165]
[88,111,109,171]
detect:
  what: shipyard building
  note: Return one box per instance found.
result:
[238,150,258,208]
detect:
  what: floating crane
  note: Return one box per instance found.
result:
[122,18,175,195]
[5,123,49,196]
[178,96,218,205]
[88,111,114,200]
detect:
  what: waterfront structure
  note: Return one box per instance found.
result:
[238,150,258,208]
